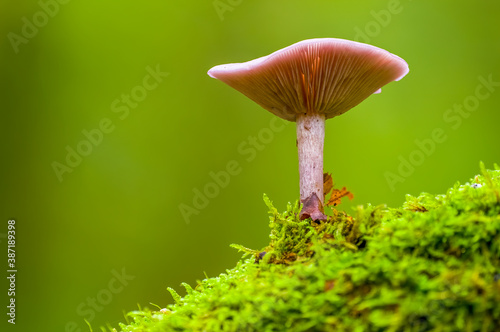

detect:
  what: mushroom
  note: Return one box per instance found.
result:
[208,38,408,221]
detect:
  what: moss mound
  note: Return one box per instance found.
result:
[117,164,500,332]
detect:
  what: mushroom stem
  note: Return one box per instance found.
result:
[296,112,327,221]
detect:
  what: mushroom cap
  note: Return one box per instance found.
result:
[208,38,409,121]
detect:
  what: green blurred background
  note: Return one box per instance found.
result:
[1,0,499,330]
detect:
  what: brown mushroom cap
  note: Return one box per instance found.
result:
[208,38,409,121]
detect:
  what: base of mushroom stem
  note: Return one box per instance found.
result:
[299,193,327,221]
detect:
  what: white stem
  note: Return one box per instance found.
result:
[296,112,325,208]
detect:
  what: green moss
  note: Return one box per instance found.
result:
[115,164,500,332]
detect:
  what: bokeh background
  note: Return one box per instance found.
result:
[1,0,499,330]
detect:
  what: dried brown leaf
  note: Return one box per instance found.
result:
[323,172,334,199]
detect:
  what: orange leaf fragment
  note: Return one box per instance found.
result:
[324,279,335,291]
[326,187,354,207]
